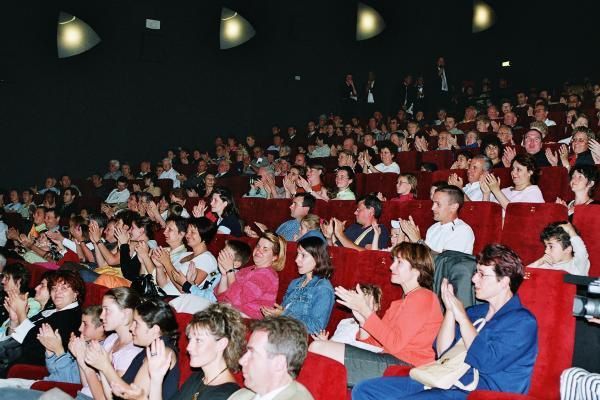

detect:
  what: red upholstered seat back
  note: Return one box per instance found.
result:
[501,203,568,266]
[459,202,503,256]
[356,172,399,200]
[572,204,600,276]
[396,150,420,172]
[518,269,576,398]
[380,200,434,235]
[421,150,454,170]
[175,312,194,386]
[538,166,570,202]
[82,282,110,307]
[313,199,356,223]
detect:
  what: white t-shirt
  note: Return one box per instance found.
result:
[425,218,475,254]
[161,251,218,295]
[330,318,384,353]
[374,162,400,173]
[463,181,483,201]
[491,185,544,205]
[105,188,130,204]
[159,168,181,188]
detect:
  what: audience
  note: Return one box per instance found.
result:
[352,244,538,399]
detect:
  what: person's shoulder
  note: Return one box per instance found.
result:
[227,387,255,400]
[276,381,314,400]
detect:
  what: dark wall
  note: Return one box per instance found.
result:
[1,0,598,189]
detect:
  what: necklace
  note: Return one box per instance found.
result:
[202,366,228,386]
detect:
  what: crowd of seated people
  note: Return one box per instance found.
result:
[0,78,599,399]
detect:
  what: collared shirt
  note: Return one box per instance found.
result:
[463,181,483,201]
[252,383,291,400]
[425,218,474,254]
[374,162,400,174]
[159,168,181,188]
[335,188,356,200]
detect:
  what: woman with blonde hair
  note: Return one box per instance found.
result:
[216,232,286,319]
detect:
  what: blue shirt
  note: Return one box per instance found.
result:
[449,295,538,393]
[276,219,301,241]
[342,223,390,249]
[45,352,81,384]
[281,276,334,334]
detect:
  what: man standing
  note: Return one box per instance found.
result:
[230,317,314,400]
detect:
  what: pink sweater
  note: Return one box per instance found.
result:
[216,266,279,319]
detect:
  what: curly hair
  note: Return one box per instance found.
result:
[476,243,524,293]
[186,303,246,372]
[48,270,86,305]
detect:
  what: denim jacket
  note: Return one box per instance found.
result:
[281,276,334,334]
[45,352,81,384]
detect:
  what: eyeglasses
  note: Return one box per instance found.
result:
[473,271,497,279]
[572,137,588,143]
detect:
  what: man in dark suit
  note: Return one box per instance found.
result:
[394,74,417,115]
[432,56,451,110]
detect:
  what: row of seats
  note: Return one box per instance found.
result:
[11,239,577,399]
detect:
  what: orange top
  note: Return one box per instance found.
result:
[359,288,443,366]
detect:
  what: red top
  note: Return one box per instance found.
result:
[391,193,415,202]
[359,288,443,366]
[216,266,279,319]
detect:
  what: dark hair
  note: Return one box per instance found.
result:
[480,135,505,158]
[166,216,189,234]
[358,194,383,219]
[104,287,141,310]
[211,187,239,218]
[295,193,315,211]
[3,263,30,293]
[117,176,128,185]
[290,165,307,178]
[434,185,465,210]
[64,187,79,200]
[378,140,398,154]
[170,188,187,202]
[391,243,434,290]
[420,162,438,172]
[570,165,598,197]
[131,215,154,240]
[297,236,333,279]
[308,163,325,175]
[336,166,355,182]
[45,207,59,218]
[250,316,308,378]
[358,283,382,310]
[89,213,108,229]
[540,222,575,253]
[456,150,473,161]
[512,154,539,185]
[225,240,252,266]
[115,210,137,229]
[189,217,217,244]
[135,298,180,344]
[476,244,524,293]
[48,270,86,305]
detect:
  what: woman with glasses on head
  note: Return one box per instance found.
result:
[353,244,538,399]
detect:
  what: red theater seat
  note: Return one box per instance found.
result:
[501,203,568,265]
[421,150,454,170]
[380,200,434,235]
[572,204,600,276]
[396,151,420,173]
[356,172,399,199]
[538,166,570,202]
[459,202,503,256]
[313,199,357,222]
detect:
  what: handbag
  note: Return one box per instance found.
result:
[131,274,166,298]
[409,318,486,391]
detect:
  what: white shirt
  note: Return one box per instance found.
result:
[159,168,181,188]
[544,118,557,127]
[161,251,218,295]
[374,162,400,174]
[330,318,383,353]
[105,188,130,204]
[0,221,7,247]
[463,181,483,201]
[534,236,590,276]
[252,383,291,400]
[425,218,475,254]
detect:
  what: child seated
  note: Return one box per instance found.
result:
[527,222,590,276]
[169,240,252,313]
[311,283,383,353]
[294,214,326,243]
